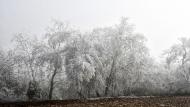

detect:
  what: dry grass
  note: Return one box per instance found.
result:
[1,96,190,107]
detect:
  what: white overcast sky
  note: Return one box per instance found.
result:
[1,0,190,60]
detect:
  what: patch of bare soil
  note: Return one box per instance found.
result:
[1,96,190,107]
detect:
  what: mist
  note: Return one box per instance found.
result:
[1,0,190,60]
[1,0,190,106]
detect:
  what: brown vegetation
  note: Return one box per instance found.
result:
[1,96,190,107]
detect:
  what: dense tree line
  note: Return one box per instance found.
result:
[0,18,190,101]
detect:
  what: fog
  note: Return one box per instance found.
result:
[1,0,190,103]
[1,0,190,60]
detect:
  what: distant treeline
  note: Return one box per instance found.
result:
[0,18,190,101]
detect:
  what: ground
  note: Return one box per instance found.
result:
[1,96,190,107]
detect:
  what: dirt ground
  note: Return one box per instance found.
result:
[1,96,190,107]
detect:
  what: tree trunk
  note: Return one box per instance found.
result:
[49,68,57,100]
[105,59,116,96]
[182,45,188,81]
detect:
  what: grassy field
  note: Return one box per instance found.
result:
[1,96,190,107]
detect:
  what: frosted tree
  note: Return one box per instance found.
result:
[42,20,79,99]
[0,48,20,100]
[11,33,47,100]
[88,18,150,96]
[162,37,190,94]
[164,37,190,81]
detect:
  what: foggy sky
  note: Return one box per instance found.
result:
[1,0,190,60]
